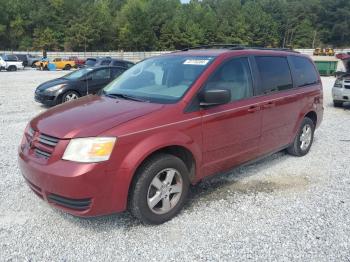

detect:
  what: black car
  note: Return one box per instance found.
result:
[85,57,134,68]
[35,66,126,106]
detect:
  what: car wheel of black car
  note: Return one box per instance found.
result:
[287,117,315,157]
[129,153,190,224]
[64,64,71,70]
[61,91,80,103]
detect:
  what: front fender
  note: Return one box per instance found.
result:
[118,130,202,179]
[106,130,202,212]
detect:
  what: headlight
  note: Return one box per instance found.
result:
[62,137,117,163]
[334,79,342,88]
[46,84,65,92]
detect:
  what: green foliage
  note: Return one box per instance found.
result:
[0,0,349,51]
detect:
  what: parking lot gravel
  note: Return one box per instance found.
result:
[0,69,349,261]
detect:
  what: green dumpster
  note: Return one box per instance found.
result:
[314,61,338,76]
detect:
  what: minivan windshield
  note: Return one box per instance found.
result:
[103,55,215,103]
[63,68,93,80]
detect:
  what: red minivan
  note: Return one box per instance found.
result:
[18,46,323,224]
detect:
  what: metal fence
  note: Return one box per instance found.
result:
[1,49,350,62]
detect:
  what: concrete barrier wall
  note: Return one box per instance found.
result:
[0,50,172,63]
[1,49,350,63]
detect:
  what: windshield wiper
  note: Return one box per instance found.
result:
[104,92,149,102]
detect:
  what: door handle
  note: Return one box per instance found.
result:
[247,105,261,113]
[262,101,275,109]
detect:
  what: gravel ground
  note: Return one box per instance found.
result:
[0,69,349,261]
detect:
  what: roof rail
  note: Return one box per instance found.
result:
[181,44,244,51]
[181,44,299,53]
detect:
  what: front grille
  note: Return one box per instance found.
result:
[34,133,59,159]
[35,93,55,101]
[47,194,92,211]
[26,128,60,159]
[38,134,59,147]
[34,148,51,158]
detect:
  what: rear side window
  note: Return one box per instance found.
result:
[289,56,319,87]
[112,61,126,67]
[111,67,125,78]
[91,68,110,80]
[256,56,293,93]
[204,57,253,102]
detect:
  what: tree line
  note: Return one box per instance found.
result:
[0,0,349,51]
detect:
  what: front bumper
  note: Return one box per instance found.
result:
[332,87,350,102]
[18,150,129,217]
[34,92,58,106]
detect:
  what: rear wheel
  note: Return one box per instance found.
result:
[61,91,80,103]
[129,154,190,224]
[287,117,315,157]
[64,64,71,70]
[333,100,343,107]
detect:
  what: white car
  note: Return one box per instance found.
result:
[0,55,24,71]
[332,74,350,107]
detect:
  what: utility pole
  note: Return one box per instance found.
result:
[312,30,317,48]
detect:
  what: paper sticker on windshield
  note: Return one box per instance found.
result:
[183,59,209,65]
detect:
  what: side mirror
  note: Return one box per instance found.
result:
[200,89,231,107]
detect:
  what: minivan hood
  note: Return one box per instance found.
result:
[37,78,69,91]
[31,95,164,139]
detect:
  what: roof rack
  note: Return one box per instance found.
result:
[181,44,244,51]
[181,44,299,53]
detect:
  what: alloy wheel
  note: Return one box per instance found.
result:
[300,124,312,151]
[63,93,79,102]
[147,168,183,215]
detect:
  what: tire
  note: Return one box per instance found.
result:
[61,90,80,103]
[7,65,17,72]
[333,100,343,107]
[129,153,190,224]
[64,64,71,70]
[287,117,315,157]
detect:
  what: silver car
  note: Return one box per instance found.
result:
[332,75,350,107]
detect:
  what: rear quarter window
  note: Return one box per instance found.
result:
[289,56,319,87]
[255,56,293,94]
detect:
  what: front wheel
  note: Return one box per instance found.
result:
[64,64,71,70]
[333,100,343,107]
[61,91,80,103]
[7,65,17,71]
[129,154,190,224]
[287,117,315,157]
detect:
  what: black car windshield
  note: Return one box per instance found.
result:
[63,68,94,80]
[103,55,215,103]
